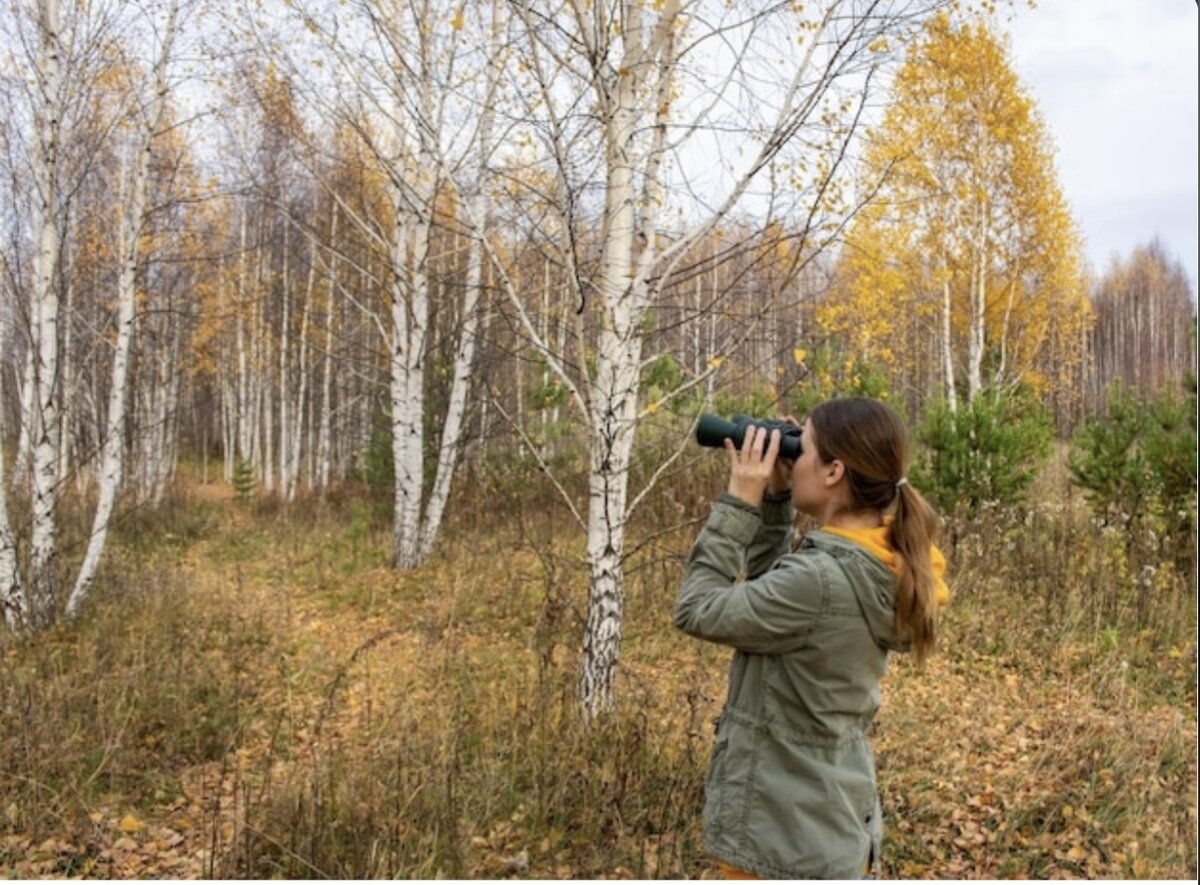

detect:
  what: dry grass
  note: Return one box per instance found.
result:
[0,467,1195,879]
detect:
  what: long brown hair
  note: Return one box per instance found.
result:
[809,397,940,662]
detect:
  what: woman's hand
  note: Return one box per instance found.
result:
[725,425,781,507]
[766,415,799,496]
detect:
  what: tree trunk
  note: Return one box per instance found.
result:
[287,233,315,501]
[316,208,337,492]
[941,252,957,412]
[0,367,28,629]
[29,0,66,625]
[58,212,76,489]
[390,26,435,570]
[416,0,500,560]
[390,205,429,569]
[966,204,988,403]
[66,146,140,613]
[12,347,35,493]
[579,57,646,718]
[278,218,291,497]
[235,207,251,463]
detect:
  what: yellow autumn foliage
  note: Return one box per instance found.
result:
[827,12,1090,405]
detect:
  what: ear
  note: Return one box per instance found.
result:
[822,459,846,489]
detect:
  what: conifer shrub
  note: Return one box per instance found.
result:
[361,401,395,498]
[911,387,1052,516]
[1141,375,1198,544]
[1067,383,1149,526]
[232,456,256,503]
[1070,379,1198,571]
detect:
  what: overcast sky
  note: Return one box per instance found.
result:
[1003,0,1199,292]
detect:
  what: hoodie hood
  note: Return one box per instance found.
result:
[821,521,951,603]
[801,528,949,652]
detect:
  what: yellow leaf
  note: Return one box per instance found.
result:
[646,401,659,414]
[88,811,103,824]
[707,356,725,369]
[792,348,806,364]
[451,7,464,30]
[118,813,144,834]
[1061,804,1073,820]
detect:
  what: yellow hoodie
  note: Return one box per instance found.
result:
[821,521,951,606]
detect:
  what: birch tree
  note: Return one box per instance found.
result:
[0,0,71,627]
[486,0,946,718]
[66,0,181,619]
[261,0,509,567]
[0,0,187,629]
[26,0,66,625]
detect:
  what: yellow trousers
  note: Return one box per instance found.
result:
[716,859,872,879]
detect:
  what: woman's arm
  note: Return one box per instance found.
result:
[746,491,794,578]
[674,495,824,655]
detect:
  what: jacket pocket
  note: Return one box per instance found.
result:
[703,723,751,847]
[703,734,729,832]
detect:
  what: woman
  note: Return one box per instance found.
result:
[674,397,950,879]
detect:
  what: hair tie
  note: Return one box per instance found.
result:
[895,477,909,490]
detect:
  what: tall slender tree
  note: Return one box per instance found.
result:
[67,0,182,619]
[824,12,1090,412]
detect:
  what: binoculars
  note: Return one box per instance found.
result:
[696,414,803,460]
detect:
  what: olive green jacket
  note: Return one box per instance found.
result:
[675,493,911,879]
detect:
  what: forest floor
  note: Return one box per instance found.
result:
[0,479,1196,879]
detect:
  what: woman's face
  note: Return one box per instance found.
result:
[789,418,833,516]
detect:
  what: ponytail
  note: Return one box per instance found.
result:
[889,481,939,664]
[809,397,944,663]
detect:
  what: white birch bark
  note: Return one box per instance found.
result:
[65,0,178,619]
[272,0,510,556]
[389,191,430,569]
[387,190,418,565]
[217,254,235,483]
[940,252,957,412]
[235,207,251,463]
[29,0,66,624]
[0,369,28,629]
[966,214,987,403]
[11,348,35,492]
[995,275,1018,386]
[278,218,290,496]
[415,0,501,562]
[257,247,274,493]
[154,322,182,503]
[316,206,337,492]
[58,211,76,488]
[576,0,680,719]
[387,0,436,570]
[287,234,315,501]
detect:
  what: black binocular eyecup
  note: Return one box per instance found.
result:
[695,413,802,460]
